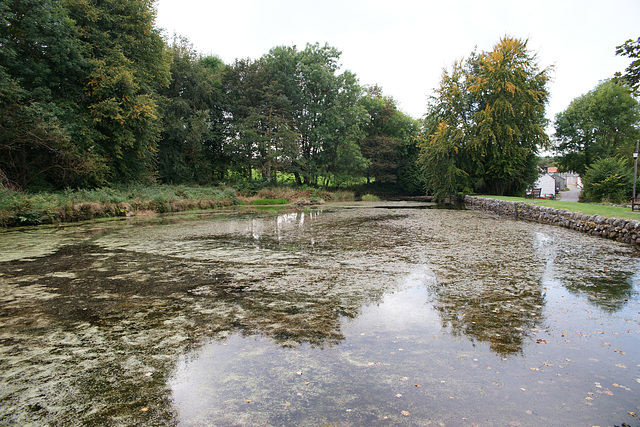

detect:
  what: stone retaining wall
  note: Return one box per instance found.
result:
[465,196,640,246]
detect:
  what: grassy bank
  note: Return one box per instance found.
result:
[0,185,355,227]
[478,195,640,220]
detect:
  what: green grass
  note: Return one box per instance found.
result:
[361,194,380,201]
[250,198,289,205]
[477,195,640,220]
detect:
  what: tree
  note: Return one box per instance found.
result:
[0,0,103,189]
[158,37,226,184]
[360,86,421,191]
[468,38,551,195]
[234,43,368,186]
[418,37,551,200]
[554,80,640,176]
[615,37,640,95]
[66,0,171,183]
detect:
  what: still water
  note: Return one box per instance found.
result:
[0,202,639,426]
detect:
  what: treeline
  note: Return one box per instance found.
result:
[0,0,422,193]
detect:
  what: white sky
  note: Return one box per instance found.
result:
[154,0,640,124]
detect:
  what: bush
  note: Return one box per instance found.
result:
[582,157,632,204]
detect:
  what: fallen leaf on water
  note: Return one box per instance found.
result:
[525,410,533,415]
[401,411,410,416]
[415,384,421,387]
[304,382,310,385]
[629,411,637,417]
[395,394,402,398]
[603,389,613,396]
[246,400,252,403]
[615,364,627,369]
[296,371,303,376]
[614,350,625,354]
[141,408,149,412]
[536,339,547,344]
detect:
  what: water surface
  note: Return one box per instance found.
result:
[0,202,639,426]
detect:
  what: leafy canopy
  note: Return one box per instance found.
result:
[418,37,551,201]
[554,79,640,176]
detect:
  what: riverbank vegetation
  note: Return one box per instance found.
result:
[0,184,354,227]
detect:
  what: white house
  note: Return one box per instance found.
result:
[533,174,556,198]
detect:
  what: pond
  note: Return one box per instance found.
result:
[0,201,639,426]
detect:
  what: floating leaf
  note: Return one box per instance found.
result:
[395,394,402,398]
[615,364,627,368]
[614,350,625,354]
[401,411,410,416]
[284,402,291,407]
[141,408,149,412]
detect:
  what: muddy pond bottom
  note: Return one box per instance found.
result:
[0,202,639,426]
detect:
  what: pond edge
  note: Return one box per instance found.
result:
[465,195,640,246]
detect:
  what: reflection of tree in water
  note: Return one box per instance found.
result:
[563,271,638,312]
[0,244,376,425]
[535,231,639,313]
[430,276,544,356]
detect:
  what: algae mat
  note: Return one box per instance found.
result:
[0,202,639,426]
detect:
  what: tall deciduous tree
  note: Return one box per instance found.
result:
[418,37,551,201]
[0,0,103,189]
[554,79,640,176]
[360,86,420,190]
[66,0,171,183]
[615,37,640,95]
[158,37,225,183]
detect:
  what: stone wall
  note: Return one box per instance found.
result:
[465,196,640,246]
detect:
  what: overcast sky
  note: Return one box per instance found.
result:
[155,0,639,123]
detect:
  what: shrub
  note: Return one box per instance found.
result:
[582,157,632,204]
